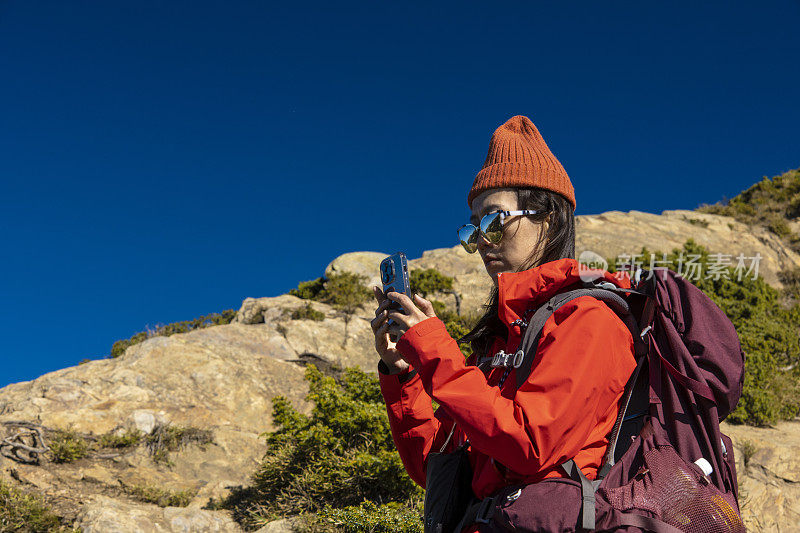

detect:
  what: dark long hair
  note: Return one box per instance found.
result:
[460,188,575,357]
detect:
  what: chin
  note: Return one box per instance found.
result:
[486,266,504,284]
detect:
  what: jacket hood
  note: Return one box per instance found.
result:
[497,258,631,328]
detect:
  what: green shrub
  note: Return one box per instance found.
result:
[0,478,67,532]
[778,267,800,299]
[320,272,372,315]
[290,277,326,300]
[125,484,197,507]
[98,428,142,449]
[291,303,326,321]
[409,269,454,296]
[290,273,372,317]
[48,429,89,464]
[431,300,479,356]
[768,216,792,237]
[410,268,463,315]
[110,309,236,358]
[697,168,800,245]
[787,192,800,219]
[219,365,423,530]
[145,424,213,465]
[739,439,759,471]
[110,331,148,358]
[307,500,424,533]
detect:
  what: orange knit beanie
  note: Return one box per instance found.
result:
[468,115,575,209]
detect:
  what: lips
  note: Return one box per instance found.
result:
[484,255,502,265]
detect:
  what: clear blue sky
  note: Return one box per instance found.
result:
[1,1,798,387]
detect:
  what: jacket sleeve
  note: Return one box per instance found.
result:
[395,296,635,478]
[379,365,456,487]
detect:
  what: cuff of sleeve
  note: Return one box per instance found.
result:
[377,360,418,383]
[396,317,451,367]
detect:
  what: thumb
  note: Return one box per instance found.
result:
[414,294,436,317]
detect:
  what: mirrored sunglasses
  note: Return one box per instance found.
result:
[457,210,542,254]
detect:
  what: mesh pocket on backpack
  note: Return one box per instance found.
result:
[601,445,744,533]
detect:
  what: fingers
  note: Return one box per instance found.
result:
[386,291,415,313]
[375,320,400,349]
[372,286,387,304]
[414,294,437,318]
[375,320,390,342]
[370,309,388,332]
[374,321,389,353]
[374,298,394,317]
[386,310,411,328]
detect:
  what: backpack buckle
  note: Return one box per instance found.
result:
[491,350,514,367]
[491,350,503,367]
[474,496,497,524]
[512,350,525,368]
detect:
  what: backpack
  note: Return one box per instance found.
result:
[458,267,746,532]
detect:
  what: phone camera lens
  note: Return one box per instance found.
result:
[380,261,394,284]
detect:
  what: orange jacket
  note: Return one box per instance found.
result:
[379,258,636,500]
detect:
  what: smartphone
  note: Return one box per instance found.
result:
[380,252,411,328]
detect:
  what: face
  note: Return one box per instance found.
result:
[470,188,549,285]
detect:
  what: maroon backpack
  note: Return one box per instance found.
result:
[460,267,746,532]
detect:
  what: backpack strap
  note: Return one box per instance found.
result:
[562,459,602,530]
[597,351,650,477]
[515,287,645,389]
[509,285,650,532]
[648,332,716,402]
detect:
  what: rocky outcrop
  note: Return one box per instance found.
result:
[0,322,312,529]
[722,420,800,530]
[0,208,798,530]
[577,209,800,288]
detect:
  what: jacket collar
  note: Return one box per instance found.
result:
[496,258,631,328]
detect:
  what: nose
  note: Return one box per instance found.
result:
[477,231,496,255]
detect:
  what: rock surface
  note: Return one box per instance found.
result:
[0,208,798,530]
[722,420,800,531]
[75,496,240,533]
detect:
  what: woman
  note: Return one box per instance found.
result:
[371,115,636,531]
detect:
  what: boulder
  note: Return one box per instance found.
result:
[325,251,389,289]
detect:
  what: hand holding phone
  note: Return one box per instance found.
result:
[380,252,411,326]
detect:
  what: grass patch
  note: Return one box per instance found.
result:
[145,424,213,465]
[290,303,326,322]
[98,428,142,449]
[125,484,197,508]
[48,429,89,464]
[740,440,759,471]
[304,500,424,533]
[110,309,236,358]
[0,478,68,532]
[687,218,710,228]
